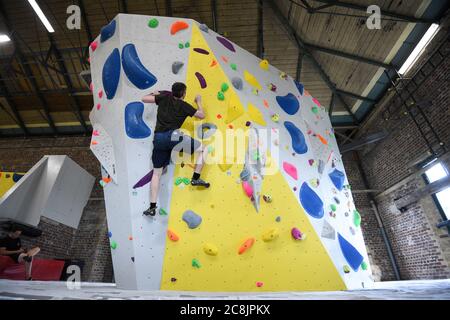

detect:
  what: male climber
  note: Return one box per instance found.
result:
[141,82,210,216]
[0,225,40,281]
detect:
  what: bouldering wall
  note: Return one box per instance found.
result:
[89,14,373,291]
[0,172,25,198]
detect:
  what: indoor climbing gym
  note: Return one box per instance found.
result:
[0,0,449,308]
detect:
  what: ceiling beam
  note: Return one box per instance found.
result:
[0,2,57,134]
[211,0,218,32]
[305,43,393,69]
[296,52,303,82]
[257,0,264,59]
[79,0,93,64]
[166,0,172,17]
[312,0,438,24]
[328,92,335,117]
[49,35,89,133]
[265,0,360,125]
[121,0,128,13]
[336,89,376,103]
[0,75,29,136]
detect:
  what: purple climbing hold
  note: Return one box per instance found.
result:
[276,93,300,115]
[195,72,207,89]
[216,36,236,52]
[125,102,151,139]
[284,121,308,155]
[299,182,324,219]
[193,48,210,55]
[133,170,154,189]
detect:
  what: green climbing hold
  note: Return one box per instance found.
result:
[182,177,191,185]
[185,41,190,48]
[230,63,237,71]
[110,241,117,250]
[330,204,337,212]
[148,18,159,28]
[175,177,183,186]
[354,209,361,227]
[178,43,184,49]
[160,208,168,216]
[207,145,215,154]
[361,261,368,271]
[217,92,225,101]
[343,265,350,273]
[192,258,201,269]
[221,83,229,92]
[312,106,319,114]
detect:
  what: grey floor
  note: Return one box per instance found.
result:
[0,279,449,300]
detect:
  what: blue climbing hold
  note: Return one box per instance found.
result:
[284,121,308,154]
[12,173,24,183]
[102,48,121,100]
[299,183,324,219]
[329,169,345,191]
[125,102,151,139]
[294,81,304,96]
[108,231,112,238]
[100,20,116,43]
[122,43,157,90]
[276,93,300,115]
[338,233,364,272]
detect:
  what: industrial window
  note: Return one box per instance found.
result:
[424,163,450,220]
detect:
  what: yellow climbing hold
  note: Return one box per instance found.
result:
[247,103,266,126]
[226,95,245,124]
[203,243,218,256]
[262,228,279,242]
[244,70,262,90]
[259,59,269,71]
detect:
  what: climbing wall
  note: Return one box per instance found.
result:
[0,172,25,198]
[89,14,374,291]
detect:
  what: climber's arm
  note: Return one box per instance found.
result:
[193,95,205,120]
[142,91,161,104]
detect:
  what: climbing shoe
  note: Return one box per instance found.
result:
[143,207,157,216]
[191,179,210,188]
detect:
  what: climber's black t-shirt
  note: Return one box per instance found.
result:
[154,94,197,133]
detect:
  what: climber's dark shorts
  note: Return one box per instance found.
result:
[152,129,201,169]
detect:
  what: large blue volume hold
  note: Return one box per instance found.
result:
[102,48,121,100]
[100,20,116,43]
[329,169,346,191]
[276,93,300,115]
[294,81,304,96]
[284,121,308,154]
[299,183,324,219]
[122,44,157,90]
[338,233,364,272]
[125,102,151,139]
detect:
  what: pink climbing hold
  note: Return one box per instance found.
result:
[312,98,321,107]
[93,130,100,136]
[90,82,94,92]
[256,282,264,288]
[98,90,103,98]
[283,162,298,180]
[90,41,98,52]
[291,227,305,240]
[96,103,101,110]
[242,181,253,198]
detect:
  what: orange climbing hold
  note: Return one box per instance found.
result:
[221,56,228,63]
[238,238,255,255]
[167,230,179,242]
[317,134,328,145]
[91,141,98,146]
[263,99,269,108]
[170,21,189,35]
[102,177,112,184]
[210,60,218,67]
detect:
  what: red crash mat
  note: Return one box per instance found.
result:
[0,256,65,281]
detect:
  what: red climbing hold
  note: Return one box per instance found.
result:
[221,56,228,63]
[90,41,98,52]
[256,282,264,288]
[170,21,189,35]
[98,90,103,98]
[217,114,222,119]
[96,103,101,110]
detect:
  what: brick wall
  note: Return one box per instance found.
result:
[343,21,450,281]
[0,136,113,282]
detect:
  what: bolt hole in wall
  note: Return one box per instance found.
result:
[423,162,450,224]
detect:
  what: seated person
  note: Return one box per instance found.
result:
[0,225,40,280]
